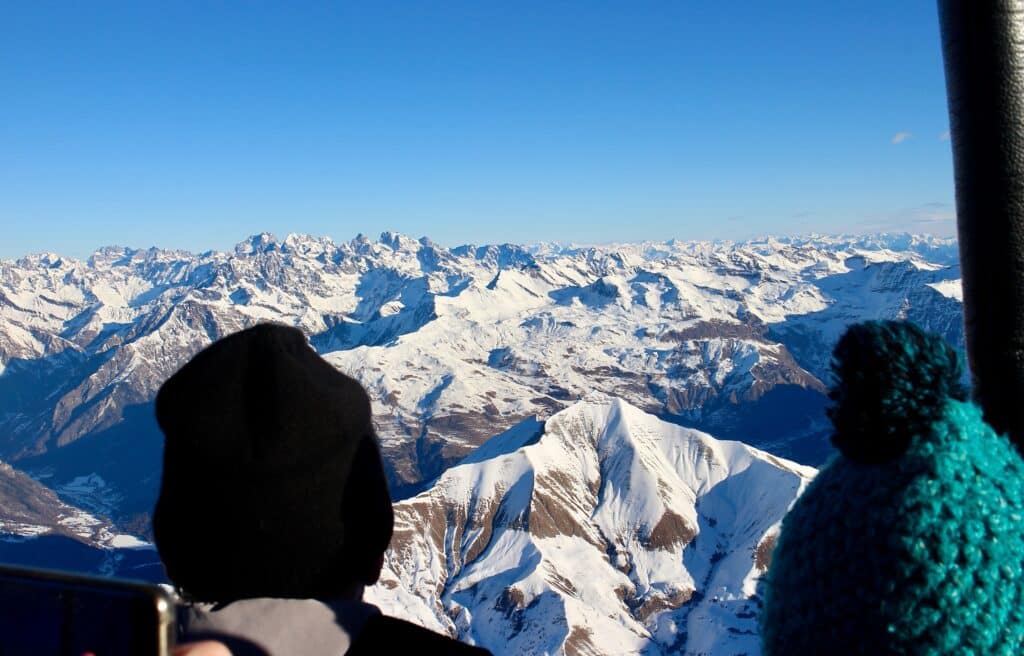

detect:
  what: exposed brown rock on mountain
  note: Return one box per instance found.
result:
[642,509,696,552]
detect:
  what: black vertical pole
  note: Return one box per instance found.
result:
[938,1,1024,449]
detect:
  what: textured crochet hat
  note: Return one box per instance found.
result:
[153,323,393,602]
[760,320,1024,654]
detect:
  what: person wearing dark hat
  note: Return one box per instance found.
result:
[153,323,491,656]
[760,320,1024,654]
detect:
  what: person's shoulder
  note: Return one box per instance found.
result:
[347,614,492,655]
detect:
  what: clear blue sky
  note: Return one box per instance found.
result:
[1,2,955,259]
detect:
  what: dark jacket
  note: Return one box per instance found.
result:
[179,597,491,656]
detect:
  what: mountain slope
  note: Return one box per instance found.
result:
[0,458,162,579]
[367,396,814,655]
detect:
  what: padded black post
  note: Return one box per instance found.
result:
[939,1,1024,449]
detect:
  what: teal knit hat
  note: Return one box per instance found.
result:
[760,320,1024,654]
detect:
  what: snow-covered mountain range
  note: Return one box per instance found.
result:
[0,232,960,513]
[0,231,963,652]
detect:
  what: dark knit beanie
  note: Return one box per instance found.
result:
[152,323,394,602]
[760,320,1024,654]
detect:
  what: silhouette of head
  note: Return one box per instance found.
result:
[153,323,393,602]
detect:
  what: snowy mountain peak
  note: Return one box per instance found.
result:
[378,231,421,252]
[368,397,814,655]
[12,252,74,269]
[280,233,337,256]
[235,232,280,256]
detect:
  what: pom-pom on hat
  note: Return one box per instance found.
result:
[153,323,393,602]
[761,320,1024,654]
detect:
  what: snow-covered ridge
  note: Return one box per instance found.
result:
[0,461,145,550]
[367,396,814,655]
